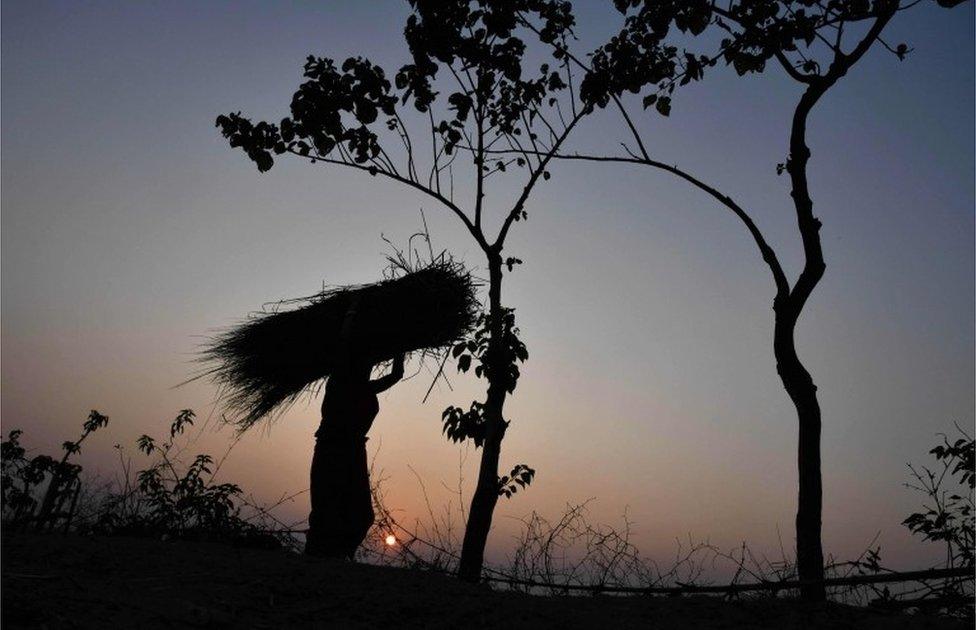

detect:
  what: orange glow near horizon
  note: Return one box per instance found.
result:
[385,534,397,546]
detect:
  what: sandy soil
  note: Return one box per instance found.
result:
[1,533,966,629]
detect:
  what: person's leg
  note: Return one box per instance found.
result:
[343,440,375,558]
[305,435,327,555]
[306,436,350,557]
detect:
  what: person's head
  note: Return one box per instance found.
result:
[347,358,373,383]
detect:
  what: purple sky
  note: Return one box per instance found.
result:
[2,1,973,571]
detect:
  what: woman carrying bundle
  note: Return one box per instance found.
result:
[305,295,405,558]
[199,261,475,556]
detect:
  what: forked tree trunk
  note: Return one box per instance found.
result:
[778,7,899,597]
[782,81,830,601]
[458,254,509,582]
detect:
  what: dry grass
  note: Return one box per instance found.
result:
[197,258,477,430]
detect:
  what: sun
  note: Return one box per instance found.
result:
[384,534,397,546]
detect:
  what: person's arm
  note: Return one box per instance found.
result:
[369,353,405,394]
[333,294,361,374]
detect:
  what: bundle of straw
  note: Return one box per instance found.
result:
[200,260,477,430]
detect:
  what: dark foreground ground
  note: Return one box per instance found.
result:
[1,534,967,629]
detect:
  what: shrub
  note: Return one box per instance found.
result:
[1,410,288,550]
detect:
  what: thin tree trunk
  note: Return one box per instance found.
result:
[457,417,505,581]
[782,82,829,601]
[779,6,897,597]
[773,307,825,600]
[458,253,509,582]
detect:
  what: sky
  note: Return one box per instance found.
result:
[2,1,973,572]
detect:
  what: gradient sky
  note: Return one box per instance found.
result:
[2,1,973,572]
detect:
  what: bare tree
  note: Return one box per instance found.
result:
[215,0,592,582]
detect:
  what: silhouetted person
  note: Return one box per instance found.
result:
[305,295,405,558]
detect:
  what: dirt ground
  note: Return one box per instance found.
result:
[1,533,967,629]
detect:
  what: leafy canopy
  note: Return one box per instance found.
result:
[217,1,578,178]
[581,0,963,115]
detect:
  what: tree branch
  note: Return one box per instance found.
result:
[774,51,819,84]
[493,111,586,250]
[286,149,488,250]
[788,3,897,313]
[483,148,790,294]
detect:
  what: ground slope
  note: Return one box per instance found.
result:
[1,534,965,629]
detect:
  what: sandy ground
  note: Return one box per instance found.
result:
[1,533,967,629]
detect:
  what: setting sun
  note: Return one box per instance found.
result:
[384,534,397,547]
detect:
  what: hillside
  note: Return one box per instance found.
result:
[1,534,966,629]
